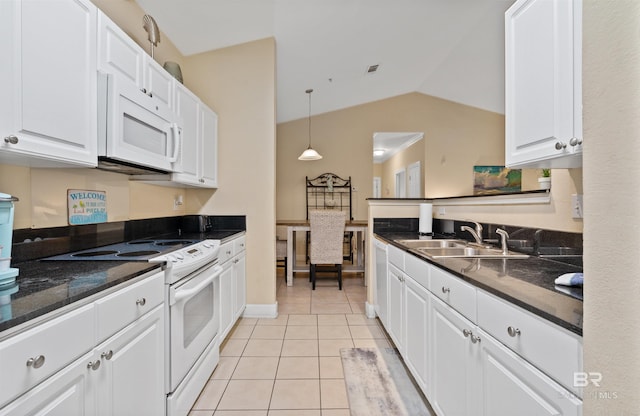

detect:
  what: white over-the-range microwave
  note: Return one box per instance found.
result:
[97,72,183,175]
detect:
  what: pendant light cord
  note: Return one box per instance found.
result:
[307,89,313,148]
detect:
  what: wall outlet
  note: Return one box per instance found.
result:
[571,194,583,219]
[437,207,446,216]
[173,195,184,210]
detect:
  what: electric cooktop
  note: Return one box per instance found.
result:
[43,239,200,261]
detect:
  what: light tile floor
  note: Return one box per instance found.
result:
[189,270,393,415]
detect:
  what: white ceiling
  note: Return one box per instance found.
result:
[135,0,515,123]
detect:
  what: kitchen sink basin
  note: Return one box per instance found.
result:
[412,246,530,259]
[394,239,467,249]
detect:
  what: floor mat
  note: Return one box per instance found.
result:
[340,347,434,416]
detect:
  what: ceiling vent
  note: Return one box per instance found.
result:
[366,64,379,74]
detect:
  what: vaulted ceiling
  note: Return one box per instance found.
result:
[136,0,515,123]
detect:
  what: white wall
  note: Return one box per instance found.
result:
[583,1,640,413]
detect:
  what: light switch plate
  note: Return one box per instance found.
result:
[571,194,583,219]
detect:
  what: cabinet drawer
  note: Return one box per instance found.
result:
[219,241,234,264]
[404,253,429,289]
[0,303,95,408]
[388,245,405,270]
[477,290,582,396]
[429,265,476,322]
[233,235,246,253]
[95,271,164,342]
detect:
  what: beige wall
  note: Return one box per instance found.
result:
[379,138,424,198]
[276,92,510,221]
[183,38,277,308]
[583,1,639,413]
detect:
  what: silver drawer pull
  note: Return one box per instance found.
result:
[101,350,113,360]
[4,135,19,144]
[441,286,450,294]
[507,326,521,337]
[87,360,101,371]
[26,355,45,369]
[136,298,146,306]
[471,334,482,344]
[462,329,472,338]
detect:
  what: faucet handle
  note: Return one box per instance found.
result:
[496,228,509,254]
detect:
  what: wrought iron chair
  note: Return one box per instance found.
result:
[309,210,346,290]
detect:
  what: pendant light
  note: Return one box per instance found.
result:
[298,89,323,160]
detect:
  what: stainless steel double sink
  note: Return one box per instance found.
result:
[395,239,530,259]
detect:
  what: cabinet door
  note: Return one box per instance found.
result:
[199,104,219,187]
[386,264,404,353]
[0,0,97,167]
[173,82,200,182]
[505,0,582,168]
[145,58,174,110]
[0,351,96,416]
[374,240,388,326]
[97,11,144,88]
[478,328,582,416]
[233,252,246,320]
[96,305,165,416]
[430,296,480,416]
[403,276,430,395]
[219,261,234,339]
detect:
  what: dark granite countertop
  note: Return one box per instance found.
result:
[0,260,162,335]
[0,228,246,336]
[376,232,583,336]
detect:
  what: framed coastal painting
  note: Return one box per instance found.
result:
[473,166,522,195]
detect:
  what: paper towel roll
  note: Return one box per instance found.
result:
[419,203,433,235]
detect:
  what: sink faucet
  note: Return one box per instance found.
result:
[460,221,483,244]
[496,228,509,255]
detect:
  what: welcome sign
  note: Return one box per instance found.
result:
[67,189,108,225]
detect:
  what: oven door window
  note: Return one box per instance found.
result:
[183,283,213,348]
[169,263,221,391]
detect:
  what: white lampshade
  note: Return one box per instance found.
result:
[298,147,323,160]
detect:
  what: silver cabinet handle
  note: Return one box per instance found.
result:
[140,88,147,94]
[462,329,472,338]
[471,334,482,344]
[4,135,18,144]
[87,360,101,371]
[569,137,583,147]
[26,355,45,369]
[136,298,146,306]
[507,326,521,337]
[441,286,450,294]
[555,142,567,150]
[101,350,113,360]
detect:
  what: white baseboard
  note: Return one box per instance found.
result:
[242,302,279,319]
[365,302,377,319]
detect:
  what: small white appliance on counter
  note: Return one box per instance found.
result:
[0,193,18,286]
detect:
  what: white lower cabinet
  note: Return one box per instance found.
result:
[95,304,165,416]
[478,328,582,415]
[0,350,96,416]
[382,246,582,416]
[218,234,247,339]
[403,275,430,395]
[386,264,405,353]
[430,296,480,416]
[0,270,165,415]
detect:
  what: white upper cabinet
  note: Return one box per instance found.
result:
[97,11,173,111]
[0,0,97,167]
[505,0,582,168]
[142,81,219,188]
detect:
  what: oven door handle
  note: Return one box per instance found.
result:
[170,267,221,306]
